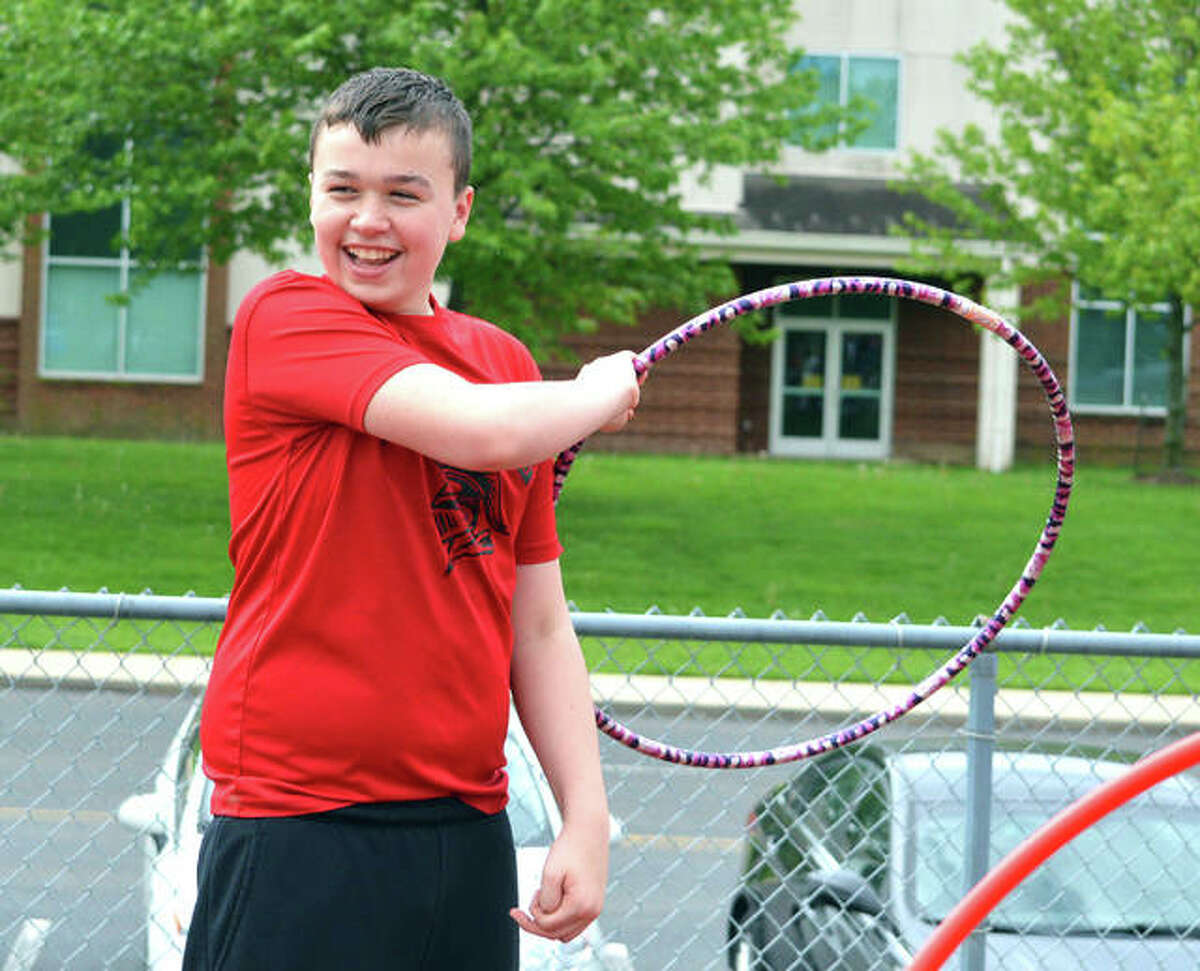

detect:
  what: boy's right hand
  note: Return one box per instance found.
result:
[574,351,641,433]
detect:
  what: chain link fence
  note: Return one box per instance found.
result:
[2,588,1198,971]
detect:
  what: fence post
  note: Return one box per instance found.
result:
[960,650,997,971]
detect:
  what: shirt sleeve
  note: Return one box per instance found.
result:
[238,274,426,430]
[514,455,564,565]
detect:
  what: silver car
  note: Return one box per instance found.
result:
[118,698,633,971]
[727,745,1200,970]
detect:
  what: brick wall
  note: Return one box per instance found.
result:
[540,270,989,463]
[540,305,743,455]
[0,316,16,428]
[891,299,979,464]
[737,340,772,453]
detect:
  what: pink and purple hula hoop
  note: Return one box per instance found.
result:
[555,276,1075,768]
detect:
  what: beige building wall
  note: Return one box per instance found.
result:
[679,0,1012,217]
[0,248,20,320]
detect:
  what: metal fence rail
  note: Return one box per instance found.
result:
[2,588,1198,971]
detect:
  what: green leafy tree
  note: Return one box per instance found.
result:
[895,0,1198,475]
[0,0,842,353]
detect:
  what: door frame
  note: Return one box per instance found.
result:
[767,312,896,460]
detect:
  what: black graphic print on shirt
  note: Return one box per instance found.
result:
[431,465,510,574]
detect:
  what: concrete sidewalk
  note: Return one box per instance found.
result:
[3,648,1196,734]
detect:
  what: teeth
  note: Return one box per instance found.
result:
[346,246,398,264]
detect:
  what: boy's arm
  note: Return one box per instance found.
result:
[362,351,639,470]
[508,559,610,944]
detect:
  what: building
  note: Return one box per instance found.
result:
[1,0,1195,468]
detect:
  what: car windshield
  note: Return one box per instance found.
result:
[504,735,555,848]
[912,800,1200,935]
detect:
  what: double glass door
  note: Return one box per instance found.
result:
[770,319,893,459]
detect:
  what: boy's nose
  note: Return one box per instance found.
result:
[350,196,389,232]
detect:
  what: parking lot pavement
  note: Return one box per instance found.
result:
[0,687,196,969]
[1,667,1183,971]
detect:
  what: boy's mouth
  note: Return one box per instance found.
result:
[344,245,400,267]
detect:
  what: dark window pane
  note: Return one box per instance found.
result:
[838,290,893,319]
[1074,306,1126,406]
[790,294,835,317]
[49,205,122,259]
[841,333,883,391]
[1132,309,1169,408]
[782,392,823,437]
[784,330,826,389]
[839,397,881,440]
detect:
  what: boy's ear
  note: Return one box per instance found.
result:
[448,185,475,243]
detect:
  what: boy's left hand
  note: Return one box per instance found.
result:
[510,820,608,943]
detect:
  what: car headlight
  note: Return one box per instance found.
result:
[557,935,634,971]
[594,942,634,971]
[520,929,634,971]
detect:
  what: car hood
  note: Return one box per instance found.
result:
[900,918,1200,970]
[982,932,1200,970]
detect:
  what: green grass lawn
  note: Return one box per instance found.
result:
[2,435,1197,688]
[1,435,234,596]
[555,452,1198,633]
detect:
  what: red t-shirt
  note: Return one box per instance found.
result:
[202,271,563,817]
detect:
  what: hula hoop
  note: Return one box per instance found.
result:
[906,731,1200,971]
[555,276,1075,768]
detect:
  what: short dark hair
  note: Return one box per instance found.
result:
[309,67,473,193]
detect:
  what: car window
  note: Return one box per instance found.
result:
[911,797,1200,934]
[199,777,213,831]
[755,752,889,892]
[175,721,202,839]
[504,735,554,848]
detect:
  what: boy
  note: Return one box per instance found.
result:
[184,67,640,971]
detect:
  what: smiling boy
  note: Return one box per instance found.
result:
[185,68,639,971]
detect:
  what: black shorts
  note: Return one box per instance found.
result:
[182,798,519,971]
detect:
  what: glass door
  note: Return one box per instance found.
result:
[770,318,893,459]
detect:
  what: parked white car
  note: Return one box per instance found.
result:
[118,698,634,971]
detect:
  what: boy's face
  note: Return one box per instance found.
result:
[309,123,473,315]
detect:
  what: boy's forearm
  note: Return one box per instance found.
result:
[509,560,610,942]
[511,624,609,831]
[510,563,610,831]
[363,352,638,470]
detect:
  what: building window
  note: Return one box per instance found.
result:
[1069,284,1177,413]
[42,203,204,382]
[795,53,900,150]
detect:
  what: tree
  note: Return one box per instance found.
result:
[0,0,843,353]
[895,0,1199,476]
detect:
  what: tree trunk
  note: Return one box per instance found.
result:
[447,277,466,314]
[1161,292,1188,474]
